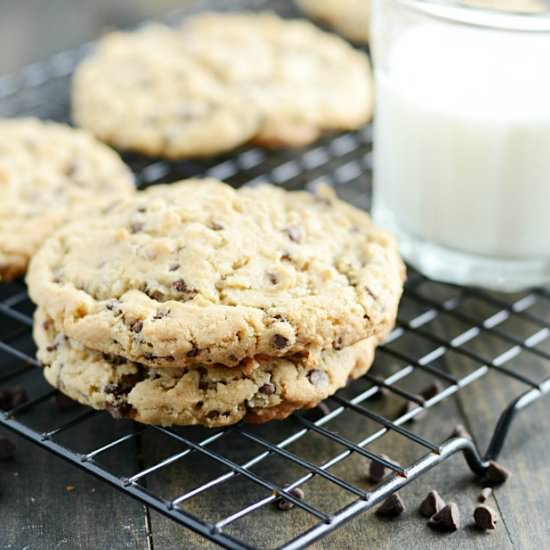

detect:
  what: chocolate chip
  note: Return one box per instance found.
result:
[484,461,511,485]
[106,402,132,419]
[209,221,224,231]
[397,398,426,421]
[473,505,498,530]
[53,393,79,411]
[173,278,194,293]
[0,436,16,460]
[137,206,147,213]
[333,336,344,350]
[419,490,446,518]
[46,343,58,352]
[451,424,472,440]
[267,272,278,285]
[186,347,199,358]
[369,454,399,483]
[308,369,328,386]
[206,410,220,420]
[152,310,168,320]
[478,487,492,503]
[272,334,289,350]
[284,225,302,243]
[276,487,305,511]
[10,386,28,408]
[427,502,460,532]
[259,383,276,395]
[420,381,444,400]
[281,252,292,262]
[169,263,180,272]
[130,320,143,333]
[130,222,144,234]
[375,494,405,518]
[105,299,122,312]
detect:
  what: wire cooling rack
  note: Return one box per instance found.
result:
[1,0,549,548]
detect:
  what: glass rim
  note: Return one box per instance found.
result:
[393,0,550,32]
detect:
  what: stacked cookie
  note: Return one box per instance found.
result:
[27,180,405,427]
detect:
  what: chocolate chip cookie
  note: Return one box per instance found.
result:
[0,118,135,281]
[36,308,381,427]
[27,179,404,368]
[73,12,372,157]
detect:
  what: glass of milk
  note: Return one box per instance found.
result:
[370,0,550,291]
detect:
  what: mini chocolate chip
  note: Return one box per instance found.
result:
[0,436,16,460]
[272,334,289,350]
[308,369,328,386]
[478,487,492,503]
[276,487,305,511]
[186,347,199,358]
[173,278,190,293]
[206,410,220,420]
[451,424,472,440]
[104,384,120,396]
[106,402,132,419]
[102,353,126,366]
[474,505,498,530]
[137,206,147,213]
[153,310,167,320]
[259,383,276,395]
[130,320,143,333]
[419,490,446,518]
[169,263,180,272]
[130,222,144,234]
[333,336,344,350]
[375,494,405,518]
[420,381,444,400]
[10,386,28,408]
[369,454,400,483]
[304,401,331,421]
[46,343,58,352]
[209,221,224,231]
[428,502,460,532]
[267,272,278,285]
[284,225,302,243]
[398,398,426,421]
[105,299,122,311]
[53,393,79,411]
[144,352,157,360]
[281,252,292,262]
[485,461,511,485]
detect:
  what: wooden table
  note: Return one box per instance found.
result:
[1,1,549,548]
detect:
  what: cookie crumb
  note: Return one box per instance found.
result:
[65,485,76,492]
[478,487,492,503]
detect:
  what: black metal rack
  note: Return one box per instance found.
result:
[1,0,549,548]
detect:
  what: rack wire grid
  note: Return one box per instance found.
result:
[1,0,549,548]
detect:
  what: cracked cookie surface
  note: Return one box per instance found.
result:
[0,118,135,281]
[73,12,372,157]
[36,308,381,427]
[296,0,370,44]
[27,179,404,368]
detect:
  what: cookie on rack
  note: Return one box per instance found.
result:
[296,0,370,44]
[36,308,382,427]
[27,179,405,369]
[0,118,135,281]
[72,12,373,157]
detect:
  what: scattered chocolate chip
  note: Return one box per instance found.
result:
[130,320,143,333]
[186,347,199,358]
[0,436,16,460]
[420,381,444,400]
[451,424,472,440]
[259,383,276,395]
[284,225,303,243]
[130,222,144,234]
[419,490,446,518]
[169,263,180,272]
[474,504,498,530]
[272,334,290,350]
[369,454,400,483]
[397,398,426,421]
[53,393,79,411]
[427,502,460,532]
[375,494,405,518]
[484,461,511,485]
[267,272,278,285]
[276,487,305,511]
[10,386,28,409]
[478,487,492,503]
[209,221,224,231]
[308,369,328,386]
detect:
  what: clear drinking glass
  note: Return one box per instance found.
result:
[370,0,550,291]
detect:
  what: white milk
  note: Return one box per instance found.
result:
[373,23,550,260]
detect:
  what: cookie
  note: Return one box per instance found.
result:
[27,179,405,368]
[296,0,370,44]
[73,12,372,157]
[0,118,135,281]
[36,308,381,427]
